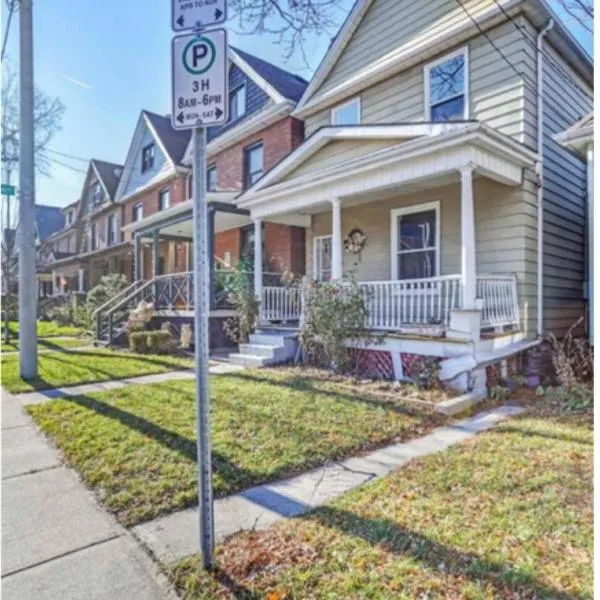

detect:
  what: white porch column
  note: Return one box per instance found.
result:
[587,143,594,345]
[78,268,85,293]
[51,269,58,297]
[460,165,477,309]
[253,218,263,308]
[331,198,343,279]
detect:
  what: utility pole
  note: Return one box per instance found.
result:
[18,0,38,378]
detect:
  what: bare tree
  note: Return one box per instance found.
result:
[555,0,593,33]
[229,0,344,64]
[1,59,65,343]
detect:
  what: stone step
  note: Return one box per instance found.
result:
[238,343,279,359]
[248,333,290,346]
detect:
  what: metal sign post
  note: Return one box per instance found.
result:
[171,8,228,569]
[192,123,214,569]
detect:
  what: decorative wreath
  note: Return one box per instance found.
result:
[344,228,367,254]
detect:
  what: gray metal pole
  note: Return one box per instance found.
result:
[18,0,38,379]
[192,125,214,568]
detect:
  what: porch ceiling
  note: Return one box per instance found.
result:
[237,123,538,220]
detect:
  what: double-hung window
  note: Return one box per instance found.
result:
[133,203,143,222]
[159,188,170,211]
[141,143,155,173]
[330,97,361,125]
[207,165,217,192]
[425,48,468,121]
[391,202,440,280]
[313,235,333,282]
[107,214,117,245]
[244,142,263,189]
[229,84,246,121]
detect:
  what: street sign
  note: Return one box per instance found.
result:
[171,29,228,131]
[1,184,16,196]
[172,0,227,32]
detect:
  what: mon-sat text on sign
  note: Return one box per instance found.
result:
[172,0,227,32]
[171,29,228,130]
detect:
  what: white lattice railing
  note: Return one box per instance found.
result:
[154,272,194,309]
[261,286,302,322]
[476,274,520,329]
[358,276,462,330]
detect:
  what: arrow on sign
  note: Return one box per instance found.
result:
[177,15,185,28]
[215,107,223,119]
[215,8,223,20]
[177,112,185,124]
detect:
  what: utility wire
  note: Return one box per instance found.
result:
[47,148,89,163]
[489,0,592,98]
[49,158,88,174]
[453,0,539,98]
[1,1,16,61]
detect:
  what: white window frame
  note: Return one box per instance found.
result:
[107,214,117,245]
[133,203,143,222]
[313,235,333,281]
[330,96,362,125]
[390,201,441,280]
[229,83,247,121]
[423,47,469,121]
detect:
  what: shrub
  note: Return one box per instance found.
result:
[129,331,149,353]
[223,267,260,344]
[299,275,374,374]
[86,274,128,314]
[147,330,175,354]
[48,305,73,326]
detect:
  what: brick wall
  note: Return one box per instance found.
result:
[214,228,241,267]
[121,174,188,241]
[264,223,306,275]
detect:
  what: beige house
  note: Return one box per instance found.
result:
[233,0,593,391]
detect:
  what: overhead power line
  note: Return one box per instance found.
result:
[49,158,88,174]
[47,148,90,163]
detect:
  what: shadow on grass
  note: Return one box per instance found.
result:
[493,423,593,446]
[225,370,442,422]
[294,505,584,600]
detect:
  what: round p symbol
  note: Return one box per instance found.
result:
[183,37,216,75]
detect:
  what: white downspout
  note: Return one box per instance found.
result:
[536,19,553,338]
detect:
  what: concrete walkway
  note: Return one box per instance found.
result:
[133,405,524,564]
[13,362,243,406]
[1,391,174,600]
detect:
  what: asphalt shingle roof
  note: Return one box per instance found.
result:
[232,47,308,102]
[92,159,123,199]
[35,205,65,241]
[143,111,191,165]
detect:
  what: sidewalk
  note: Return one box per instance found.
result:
[133,405,524,564]
[1,390,173,600]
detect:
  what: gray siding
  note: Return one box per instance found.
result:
[541,39,592,336]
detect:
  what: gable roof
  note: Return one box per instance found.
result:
[230,47,308,102]
[35,205,65,241]
[92,159,123,200]
[143,110,191,165]
[295,0,593,117]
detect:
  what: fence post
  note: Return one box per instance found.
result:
[107,312,113,345]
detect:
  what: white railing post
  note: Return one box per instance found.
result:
[253,218,263,321]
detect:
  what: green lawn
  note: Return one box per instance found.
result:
[3,321,85,338]
[1,336,92,352]
[26,370,445,526]
[169,397,593,599]
[1,348,194,393]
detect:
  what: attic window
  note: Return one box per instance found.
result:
[331,97,361,125]
[425,48,468,121]
[142,143,155,173]
[229,84,246,121]
[92,182,104,205]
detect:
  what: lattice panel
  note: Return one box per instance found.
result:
[348,348,395,380]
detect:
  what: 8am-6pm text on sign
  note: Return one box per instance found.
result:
[171,29,228,130]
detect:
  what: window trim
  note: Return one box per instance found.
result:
[330,96,362,125]
[158,187,171,211]
[229,83,247,122]
[107,214,117,245]
[390,201,441,280]
[141,143,155,173]
[207,165,217,192]
[243,141,264,189]
[133,203,144,222]
[423,47,469,121]
[313,234,333,281]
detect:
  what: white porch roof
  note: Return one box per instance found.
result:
[236,123,538,219]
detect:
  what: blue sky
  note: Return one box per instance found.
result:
[1,0,593,209]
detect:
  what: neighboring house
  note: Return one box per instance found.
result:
[232,0,593,387]
[555,113,594,343]
[35,205,71,297]
[97,49,308,347]
[37,160,125,295]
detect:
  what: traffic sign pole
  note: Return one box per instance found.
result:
[192,123,215,569]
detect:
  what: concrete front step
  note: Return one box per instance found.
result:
[239,343,282,359]
[228,353,274,368]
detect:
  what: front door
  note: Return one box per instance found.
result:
[314,235,332,281]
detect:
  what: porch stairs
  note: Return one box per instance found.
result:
[229,329,298,368]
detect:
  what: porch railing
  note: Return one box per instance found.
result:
[476,274,520,329]
[358,276,462,330]
[261,286,302,322]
